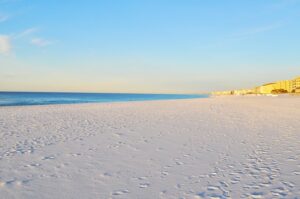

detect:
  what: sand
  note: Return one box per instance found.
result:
[0,96,299,199]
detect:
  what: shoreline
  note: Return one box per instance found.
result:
[0,97,208,108]
[0,93,208,107]
[2,94,300,108]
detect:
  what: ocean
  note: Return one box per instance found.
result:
[0,92,208,106]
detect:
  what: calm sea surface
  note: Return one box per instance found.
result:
[0,92,208,106]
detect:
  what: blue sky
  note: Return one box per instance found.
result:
[0,0,300,93]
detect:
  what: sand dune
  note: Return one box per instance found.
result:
[0,96,299,198]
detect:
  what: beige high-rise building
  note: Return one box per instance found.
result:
[292,76,300,93]
[256,83,276,94]
[211,75,300,95]
[273,80,292,93]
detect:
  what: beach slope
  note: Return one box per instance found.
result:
[0,96,299,198]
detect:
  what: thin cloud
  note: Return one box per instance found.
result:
[31,38,52,47]
[1,73,16,79]
[0,14,9,23]
[206,22,284,49]
[230,22,283,41]
[239,23,283,36]
[14,27,38,39]
[0,0,20,3]
[0,35,11,55]
[267,0,299,11]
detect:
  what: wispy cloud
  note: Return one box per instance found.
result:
[209,22,284,48]
[1,73,16,79]
[230,22,283,41]
[0,14,9,23]
[0,0,20,3]
[31,38,52,47]
[239,23,283,36]
[0,35,11,55]
[267,0,299,11]
[14,27,38,39]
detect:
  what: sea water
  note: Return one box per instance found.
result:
[0,92,208,106]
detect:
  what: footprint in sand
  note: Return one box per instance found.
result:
[249,192,264,199]
[137,176,147,180]
[25,163,41,168]
[175,161,184,165]
[160,171,169,178]
[207,185,219,191]
[139,183,150,188]
[5,179,17,186]
[71,153,82,157]
[219,181,229,188]
[112,189,129,196]
[282,181,295,188]
[101,172,113,177]
[208,172,218,178]
[196,191,227,199]
[0,179,31,187]
[293,171,300,175]
[271,187,288,197]
[42,155,55,160]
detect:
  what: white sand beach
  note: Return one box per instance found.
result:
[0,96,299,199]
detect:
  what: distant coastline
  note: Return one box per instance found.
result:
[212,76,300,96]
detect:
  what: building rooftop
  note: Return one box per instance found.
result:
[262,83,275,86]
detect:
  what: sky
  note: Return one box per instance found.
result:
[0,0,300,93]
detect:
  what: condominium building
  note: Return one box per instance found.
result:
[233,89,255,95]
[292,76,300,93]
[256,83,276,94]
[211,75,300,95]
[273,80,292,93]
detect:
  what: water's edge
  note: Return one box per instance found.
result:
[0,92,209,106]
